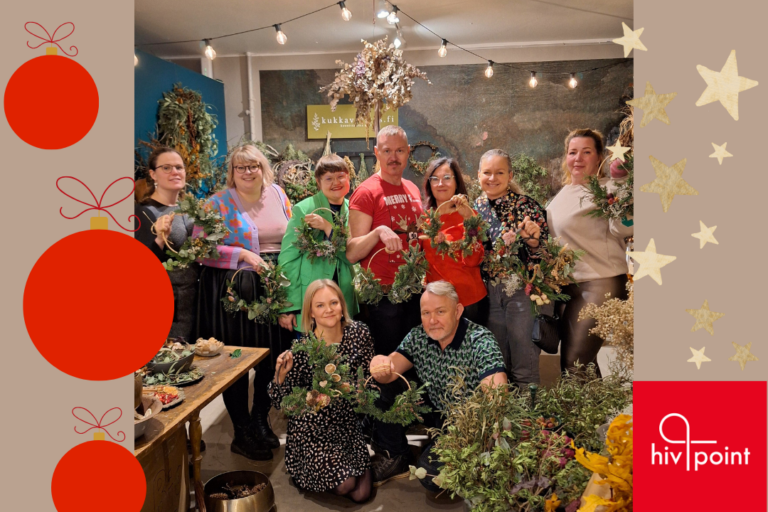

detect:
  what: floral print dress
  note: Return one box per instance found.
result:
[267,322,374,492]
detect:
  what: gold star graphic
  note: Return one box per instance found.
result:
[687,347,711,370]
[729,342,758,371]
[691,221,718,249]
[613,22,647,58]
[627,82,677,127]
[696,50,758,121]
[686,300,724,335]
[640,156,698,212]
[709,142,733,165]
[607,141,631,162]
[631,238,676,285]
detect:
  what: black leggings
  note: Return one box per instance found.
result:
[556,275,629,375]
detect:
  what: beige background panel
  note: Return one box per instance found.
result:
[635,0,767,381]
[0,1,134,510]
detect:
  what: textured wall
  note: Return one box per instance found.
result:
[260,58,632,193]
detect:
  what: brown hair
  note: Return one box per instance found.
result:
[560,128,605,185]
[140,146,183,203]
[300,279,351,334]
[422,157,468,211]
[314,154,350,182]
[478,149,523,195]
[227,145,274,189]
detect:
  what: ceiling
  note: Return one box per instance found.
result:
[135,0,634,58]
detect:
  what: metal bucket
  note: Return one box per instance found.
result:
[204,471,275,512]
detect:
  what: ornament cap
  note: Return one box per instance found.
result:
[90,217,108,230]
[46,47,58,56]
[93,432,105,441]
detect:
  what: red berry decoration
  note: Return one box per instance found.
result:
[23,177,174,381]
[4,22,98,149]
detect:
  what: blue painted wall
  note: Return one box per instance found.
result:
[134,49,226,165]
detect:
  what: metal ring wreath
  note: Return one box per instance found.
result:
[292,207,348,263]
[221,263,293,324]
[353,242,428,306]
[408,141,440,175]
[420,199,490,261]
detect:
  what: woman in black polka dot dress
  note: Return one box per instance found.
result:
[268,279,374,502]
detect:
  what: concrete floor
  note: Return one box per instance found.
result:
[197,349,615,511]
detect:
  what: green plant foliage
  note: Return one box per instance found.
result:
[511,154,551,204]
[163,194,230,270]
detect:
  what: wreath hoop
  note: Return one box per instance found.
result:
[293,207,348,263]
[409,141,440,175]
[221,263,293,324]
[354,242,428,305]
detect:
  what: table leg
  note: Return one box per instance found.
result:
[189,412,204,511]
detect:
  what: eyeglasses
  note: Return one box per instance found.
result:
[428,175,454,185]
[154,164,186,173]
[321,174,349,185]
[234,164,262,174]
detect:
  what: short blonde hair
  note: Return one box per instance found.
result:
[227,145,274,189]
[560,129,605,185]
[479,149,523,195]
[301,279,351,334]
[376,125,408,146]
[423,280,460,304]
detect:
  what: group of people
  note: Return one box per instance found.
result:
[135,124,632,502]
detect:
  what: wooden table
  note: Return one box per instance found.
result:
[135,347,270,511]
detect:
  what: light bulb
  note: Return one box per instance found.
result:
[204,40,216,60]
[340,1,352,21]
[569,73,578,88]
[529,71,537,88]
[376,0,390,18]
[485,61,494,78]
[134,53,138,67]
[394,31,406,49]
[387,7,400,25]
[275,24,287,45]
[438,39,448,58]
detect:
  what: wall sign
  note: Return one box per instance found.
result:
[307,105,398,139]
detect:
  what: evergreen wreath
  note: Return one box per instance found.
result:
[161,194,230,271]
[421,201,489,261]
[354,367,431,426]
[354,243,429,305]
[581,154,634,225]
[408,141,440,175]
[292,208,348,263]
[221,263,293,324]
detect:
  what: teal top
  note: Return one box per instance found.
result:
[278,191,358,331]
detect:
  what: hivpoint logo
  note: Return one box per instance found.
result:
[635,381,766,512]
[652,413,751,471]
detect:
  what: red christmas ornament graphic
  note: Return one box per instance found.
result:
[52,408,146,511]
[23,177,174,381]
[4,22,99,149]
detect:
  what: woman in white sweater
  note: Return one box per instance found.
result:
[546,129,633,375]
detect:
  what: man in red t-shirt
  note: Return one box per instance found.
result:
[347,125,424,486]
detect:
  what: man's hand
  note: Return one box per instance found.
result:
[378,226,403,254]
[370,355,395,383]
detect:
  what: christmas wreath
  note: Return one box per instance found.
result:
[162,194,230,271]
[519,238,586,314]
[279,333,430,425]
[421,199,489,261]
[292,208,348,263]
[221,263,293,324]
[354,243,428,306]
[408,141,440,175]
[482,235,526,297]
[581,154,634,225]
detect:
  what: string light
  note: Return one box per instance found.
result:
[529,71,537,88]
[339,1,352,21]
[203,39,216,60]
[274,24,287,45]
[134,53,138,67]
[569,72,578,88]
[485,60,494,78]
[438,39,448,58]
[387,5,400,25]
[393,29,406,49]
[376,0,390,18]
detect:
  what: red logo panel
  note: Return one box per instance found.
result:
[635,381,766,511]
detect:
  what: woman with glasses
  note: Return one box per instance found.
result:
[134,146,198,341]
[194,144,292,461]
[278,154,358,335]
[474,149,549,386]
[421,158,487,324]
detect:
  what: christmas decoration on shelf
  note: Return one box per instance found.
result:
[51,408,146,512]
[222,263,293,324]
[293,208,349,263]
[23,177,173,381]
[4,22,98,149]
[320,37,430,140]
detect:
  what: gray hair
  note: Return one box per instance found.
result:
[376,125,408,146]
[424,281,459,303]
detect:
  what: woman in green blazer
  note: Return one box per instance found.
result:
[278,154,358,333]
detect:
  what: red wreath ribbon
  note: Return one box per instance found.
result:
[72,407,126,442]
[57,176,140,232]
[25,22,78,57]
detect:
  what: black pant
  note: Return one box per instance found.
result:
[356,295,422,456]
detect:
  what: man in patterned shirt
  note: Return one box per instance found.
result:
[368,281,507,489]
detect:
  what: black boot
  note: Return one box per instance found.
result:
[251,406,280,449]
[231,425,273,461]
